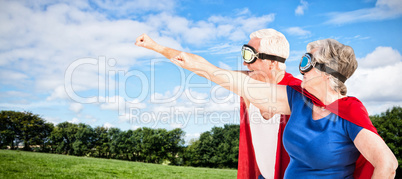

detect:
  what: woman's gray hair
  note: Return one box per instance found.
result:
[307,39,358,95]
[250,29,289,70]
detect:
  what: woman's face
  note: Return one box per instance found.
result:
[301,66,324,91]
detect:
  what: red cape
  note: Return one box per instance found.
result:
[237,73,300,179]
[237,73,377,179]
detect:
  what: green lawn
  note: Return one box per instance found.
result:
[0,150,237,178]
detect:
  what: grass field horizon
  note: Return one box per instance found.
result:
[0,150,237,178]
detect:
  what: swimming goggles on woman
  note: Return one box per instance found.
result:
[299,53,347,83]
[241,44,286,64]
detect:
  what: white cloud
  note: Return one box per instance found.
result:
[0,0,276,112]
[194,43,241,55]
[184,133,201,144]
[0,69,31,89]
[69,103,83,113]
[82,114,98,124]
[182,89,209,104]
[170,122,184,129]
[100,96,147,111]
[0,100,66,112]
[326,0,402,24]
[186,133,201,138]
[90,0,177,18]
[42,116,62,125]
[360,101,401,116]
[236,8,251,16]
[295,0,309,16]
[0,69,28,81]
[0,91,31,99]
[47,86,68,101]
[0,1,167,96]
[131,125,141,130]
[295,74,303,81]
[99,96,147,124]
[348,62,402,101]
[346,46,402,114]
[103,122,115,128]
[285,27,311,37]
[358,46,402,68]
[68,117,80,124]
[146,12,275,45]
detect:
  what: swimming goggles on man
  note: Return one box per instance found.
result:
[299,53,347,83]
[241,44,286,64]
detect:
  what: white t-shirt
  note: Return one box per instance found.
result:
[249,103,281,179]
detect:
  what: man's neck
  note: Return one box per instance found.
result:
[261,70,285,84]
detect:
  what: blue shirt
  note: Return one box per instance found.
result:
[283,86,363,179]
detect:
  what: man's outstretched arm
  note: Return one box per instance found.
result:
[136,34,256,78]
[135,34,181,60]
[135,34,291,115]
[135,34,258,98]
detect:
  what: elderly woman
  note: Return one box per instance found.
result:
[136,36,397,178]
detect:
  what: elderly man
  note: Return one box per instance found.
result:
[236,29,300,179]
[135,29,301,179]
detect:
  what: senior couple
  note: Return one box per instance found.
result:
[135,29,397,179]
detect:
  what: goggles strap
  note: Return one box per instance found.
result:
[258,54,286,63]
[315,63,347,83]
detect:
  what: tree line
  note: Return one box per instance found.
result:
[370,106,402,178]
[0,110,239,168]
[0,107,401,173]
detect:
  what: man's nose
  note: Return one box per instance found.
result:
[243,61,247,66]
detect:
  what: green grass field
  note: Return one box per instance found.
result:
[0,150,237,178]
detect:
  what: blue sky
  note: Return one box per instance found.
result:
[1,0,401,143]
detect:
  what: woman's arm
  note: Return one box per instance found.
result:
[354,129,398,178]
[171,52,290,115]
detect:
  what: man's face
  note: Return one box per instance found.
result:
[243,38,269,78]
